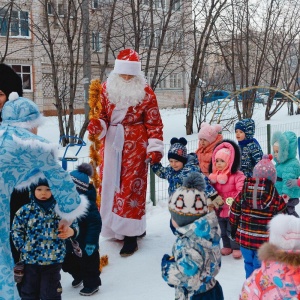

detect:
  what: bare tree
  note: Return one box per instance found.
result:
[30,0,84,145]
[185,0,228,135]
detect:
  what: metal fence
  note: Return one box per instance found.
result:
[67,121,300,204]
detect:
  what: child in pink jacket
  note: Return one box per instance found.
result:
[240,214,300,300]
[196,122,223,177]
[209,140,245,259]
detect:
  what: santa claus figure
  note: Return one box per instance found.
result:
[88,49,164,256]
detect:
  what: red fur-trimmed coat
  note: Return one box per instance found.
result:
[98,82,164,239]
[240,243,300,300]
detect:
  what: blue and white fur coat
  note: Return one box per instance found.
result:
[0,93,89,299]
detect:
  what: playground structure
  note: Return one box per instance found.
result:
[209,86,300,124]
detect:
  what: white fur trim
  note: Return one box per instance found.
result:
[55,194,90,222]
[147,138,164,155]
[10,114,46,129]
[12,134,59,160]
[8,92,19,101]
[15,172,46,190]
[99,119,107,139]
[113,59,142,76]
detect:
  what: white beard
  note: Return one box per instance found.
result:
[106,73,147,110]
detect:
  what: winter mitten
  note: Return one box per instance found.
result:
[282,194,290,203]
[146,151,163,164]
[85,244,96,256]
[87,118,102,135]
[207,195,224,210]
[286,179,300,187]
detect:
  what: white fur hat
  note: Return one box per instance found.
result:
[269,214,300,250]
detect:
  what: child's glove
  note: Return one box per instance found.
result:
[85,244,96,256]
[87,118,102,135]
[286,179,300,187]
[282,194,290,203]
[207,195,224,210]
[146,151,163,164]
[161,254,175,287]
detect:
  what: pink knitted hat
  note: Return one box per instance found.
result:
[215,148,231,166]
[253,154,277,183]
[198,122,222,144]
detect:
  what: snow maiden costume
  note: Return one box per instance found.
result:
[0,94,88,299]
[88,49,164,256]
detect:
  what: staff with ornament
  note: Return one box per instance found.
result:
[88,49,164,257]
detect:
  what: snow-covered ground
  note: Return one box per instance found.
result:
[36,102,300,299]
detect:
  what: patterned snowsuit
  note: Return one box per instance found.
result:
[0,97,88,299]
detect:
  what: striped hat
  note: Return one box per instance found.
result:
[70,163,93,194]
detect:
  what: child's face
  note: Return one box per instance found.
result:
[35,185,52,201]
[199,138,210,148]
[169,159,184,171]
[273,145,279,161]
[0,90,7,110]
[215,158,227,171]
[235,129,245,141]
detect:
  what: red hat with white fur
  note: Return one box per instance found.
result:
[113,49,142,76]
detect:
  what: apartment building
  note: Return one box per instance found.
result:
[0,0,191,115]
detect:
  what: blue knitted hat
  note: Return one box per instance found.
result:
[168,137,188,164]
[70,163,93,194]
[235,118,255,139]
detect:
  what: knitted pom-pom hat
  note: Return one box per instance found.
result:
[70,163,93,194]
[168,137,188,165]
[253,154,276,183]
[169,172,207,227]
[198,122,222,144]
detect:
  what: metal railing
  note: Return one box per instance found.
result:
[67,121,300,204]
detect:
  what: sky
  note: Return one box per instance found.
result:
[37,102,300,299]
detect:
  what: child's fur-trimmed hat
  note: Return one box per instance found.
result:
[0,63,23,99]
[169,172,207,227]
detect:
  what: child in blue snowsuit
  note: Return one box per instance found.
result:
[235,118,263,177]
[151,137,223,208]
[11,179,79,299]
[162,172,224,300]
[62,163,102,296]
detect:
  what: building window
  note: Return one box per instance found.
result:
[158,74,166,89]
[47,2,54,15]
[155,0,166,9]
[11,65,32,91]
[172,0,181,11]
[142,29,150,48]
[0,9,29,37]
[92,0,110,9]
[170,73,182,89]
[92,32,102,52]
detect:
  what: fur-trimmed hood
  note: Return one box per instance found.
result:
[209,139,241,174]
[272,131,298,164]
[259,243,300,267]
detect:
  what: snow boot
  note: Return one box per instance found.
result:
[120,236,138,257]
